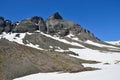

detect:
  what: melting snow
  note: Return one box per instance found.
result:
[14,48,120,80]
[66,34,79,41]
[106,41,120,45]
[40,32,84,48]
[66,34,75,38]
[0,32,26,44]
[26,43,44,50]
[69,48,120,64]
[1,32,120,80]
[49,46,53,48]
[0,32,44,50]
[85,40,119,49]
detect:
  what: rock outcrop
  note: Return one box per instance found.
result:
[46,13,99,41]
[13,16,46,33]
[13,19,38,33]
[0,17,13,33]
[47,12,63,20]
[0,17,5,33]
[4,20,13,32]
[0,12,100,41]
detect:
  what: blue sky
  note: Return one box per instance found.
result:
[0,0,120,41]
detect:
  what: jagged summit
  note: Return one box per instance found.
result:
[0,13,100,41]
[47,12,63,20]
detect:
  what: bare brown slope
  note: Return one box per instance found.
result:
[0,39,97,80]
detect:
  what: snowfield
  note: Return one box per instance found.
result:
[14,48,120,80]
[106,41,120,45]
[85,40,119,49]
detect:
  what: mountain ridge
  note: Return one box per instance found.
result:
[0,12,100,42]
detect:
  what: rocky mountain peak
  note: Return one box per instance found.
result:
[48,12,63,20]
[0,13,100,41]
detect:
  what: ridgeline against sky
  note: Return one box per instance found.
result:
[0,0,120,41]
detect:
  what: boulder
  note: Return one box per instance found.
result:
[30,16,43,24]
[0,17,5,33]
[4,20,13,32]
[0,27,4,33]
[37,17,46,32]
[0,18,5,27]
[13,20,38,33]
[5,20,12,26]
[30,16,46,32]
[13,16,46,33]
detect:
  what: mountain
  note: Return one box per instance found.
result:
[0,12,120,80]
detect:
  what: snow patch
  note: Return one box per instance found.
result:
[26,43,44,50]
[26,32,33,35]
[106,41,120,45]
[40,32,84,48]
[49,46,53,48]
[85,40,119,49]
[0,32,26,44]
[66,34,79,41]
[66,34,75,38]
[0,32,44,50]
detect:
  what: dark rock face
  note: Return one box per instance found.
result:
[30,16,46,32]
[0,17,5,27]
[0,17,13,33]
[4,20,13,32]
[13,16,46,33]
[13,20,39,33]
[30,16,43,24]
[0,27,4,33]
[0,17,5,33]
[38,17,46,32]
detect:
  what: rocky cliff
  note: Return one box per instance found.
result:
[0,12,100,41]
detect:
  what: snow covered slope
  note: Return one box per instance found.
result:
[0,32,120,80]
[0,32,120,52]
[0,32,44,50]
[107,41,120,46]
[14,48,120,80]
